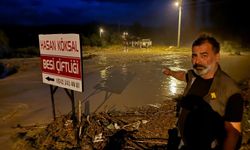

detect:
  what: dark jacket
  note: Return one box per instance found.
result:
[178,66,241,149]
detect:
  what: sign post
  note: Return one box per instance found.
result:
[39,34,83,145]
[39,33,83,118]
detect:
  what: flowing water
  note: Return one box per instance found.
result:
[79,52,250,114]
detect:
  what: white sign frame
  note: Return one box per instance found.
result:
[39,34,83,92]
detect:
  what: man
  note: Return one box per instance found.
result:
[163,34,243,150]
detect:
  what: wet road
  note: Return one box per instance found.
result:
[80,52,250,114]
[80,53,190,114]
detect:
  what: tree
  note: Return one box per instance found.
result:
[90,33,102,47]
[81,35,91,46]
[107,32,122,45]
[0,30,11,58]
[131,22,143,37]
[0,30,9,47]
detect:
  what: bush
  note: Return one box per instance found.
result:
[81,35,91,46]
[0,30,12,58]
[0,46,13,58]
[221,41,241,54]
[81,32,122,47]
[107,33,122,45]
[0,30,9,47]
[14,46,40,58]
[90,33,102,47]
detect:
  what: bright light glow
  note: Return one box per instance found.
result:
[123,32,128,37]
[161,77,178,96]
[100,69,108,80]
[121,64,128,75]
[122,32,128,39]
[169,78,177,95]
[99,27,104,37]
[100,28,104,33]
[175,2,179,7]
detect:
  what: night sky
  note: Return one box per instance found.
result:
[0,0,177,26]
[1,0,248,29]
[1,0,250,46]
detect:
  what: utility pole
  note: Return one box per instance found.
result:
[99,27,104,38]
[177,0,182,48]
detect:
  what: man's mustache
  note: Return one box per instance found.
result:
[193,64,206,69]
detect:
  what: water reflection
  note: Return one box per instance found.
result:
[161,55,191,70]
[82,53,249,113]
[169,78,177,94]
[122,64,128,75]
[100,66,112,80]
[100,69,108,79]
[97,66,135,94]
[161,56,187,97]
[84,64,135,113]
[98,55,108,66]
[161,77,186,97]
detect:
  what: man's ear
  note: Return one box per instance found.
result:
[216,53,220,62]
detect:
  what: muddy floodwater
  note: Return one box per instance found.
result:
[80,52,250,114]
[81,53,190,114]
[0,51,250,148]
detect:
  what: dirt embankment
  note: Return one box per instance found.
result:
[12,100,177,150]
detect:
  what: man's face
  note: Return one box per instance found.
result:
[192,42,220,78]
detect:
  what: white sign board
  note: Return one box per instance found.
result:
[39,34,83,92]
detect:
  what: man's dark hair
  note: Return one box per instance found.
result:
[192,33,220,54]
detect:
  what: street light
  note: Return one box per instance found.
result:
[99,27,104,38]
[175,0,182,48]
[122,32,128,39]
[122,32,128,52]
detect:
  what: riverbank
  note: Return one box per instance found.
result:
[11,83,250,149]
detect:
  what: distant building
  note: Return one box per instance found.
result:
[141,39,152,48]
[129,38,152,48]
